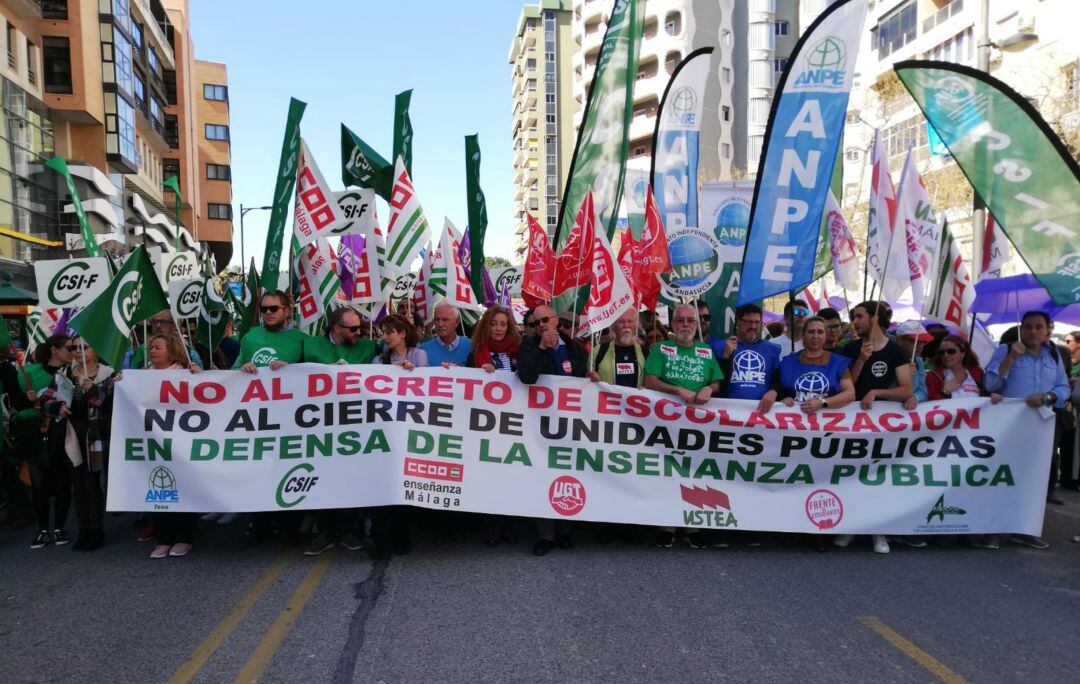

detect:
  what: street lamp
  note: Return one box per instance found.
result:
[238,204,272,270]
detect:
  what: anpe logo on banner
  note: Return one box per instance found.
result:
[669,86,697,125]
[145,466,179,505]
[805,489,843,530]
[276,463,319,508]
[549,476,586,516]
[404,457,463,483]
[680,484,738,528]
[795,36,848,89]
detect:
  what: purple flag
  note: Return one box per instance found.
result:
[53,308,75,337]
[338,234,365,300]
[458,230,497,305]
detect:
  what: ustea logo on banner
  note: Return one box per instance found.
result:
[146,466,179,507]
[794,36,848,89]
[549,476,585,516]
[680,484,738,528]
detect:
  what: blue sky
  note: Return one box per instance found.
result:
[189,0,527,267]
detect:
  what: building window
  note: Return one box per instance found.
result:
[875,0,917,58]
[111,27,134,97]
[41,1,69,20]
[845,148,861,161]
[722,67,732,84]
[147,45,159,74]
[721,143,731,159]
[26,40,37,86]
[111,0,130,32]
[664,12,681,36]
[203,83,228,101]
[206,163,231,180]
[774,21,790,36]
[105,93,138,169]
[130,20,142,49]
[163,157,180,180]
[722,105,731,122]
[632,145,646,157]
[205,124,229,141]
[208,203,232,220]
[665,51,680,75]
[42,37,73,94]
[134,74,145,108]
[150,97,163,124]
[7,23,16,69]
[773,58,787,73]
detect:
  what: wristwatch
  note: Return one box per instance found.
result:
[821,399,829,409]
[1043,392,1056,406]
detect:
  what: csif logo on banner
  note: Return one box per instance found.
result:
[168,279,202,319]
[794,36,848,89]
[35,258,110,309]
[166,253,195,282]
[276,463,319,508]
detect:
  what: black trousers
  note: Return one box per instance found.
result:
[28,445,71,533]
[370,506,411,549]
[316,508,361,539]
[155,512,196,545]
[71,464,104,532]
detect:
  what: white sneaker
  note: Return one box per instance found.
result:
[873,535,890,554]
[217,513,238,525]
[833,534,854,548]
[200,512,220,522]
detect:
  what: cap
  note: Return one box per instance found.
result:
[896,320,933,341]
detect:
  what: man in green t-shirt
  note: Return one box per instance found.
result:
[644,303,724,404]
[234,292,311,373]
[303,307,377,366]
[644,303,723,551]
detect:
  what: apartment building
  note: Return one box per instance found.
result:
[0,0,231,293]
[508,0,576,257]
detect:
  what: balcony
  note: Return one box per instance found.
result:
[130,0,176,68]
[923,0,964,33]
[8,0,40,19]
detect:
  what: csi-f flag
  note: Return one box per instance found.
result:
[69,246,168,370]
[46,156,99,258]
[341,123,393,200]
[895,60,1080,305]
[393,90,414,178]
[385,157,432,275]
[737,0,868,304]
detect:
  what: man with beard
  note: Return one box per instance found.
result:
[644,303,723,550]
[587,308,646,388]
[234,292,311,372]
[421,302,472,367]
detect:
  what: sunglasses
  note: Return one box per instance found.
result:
[260,306,282,314]
[335,324,362,333]
[699,314,711,321]
[940,347,961,356]
[66,345,78,351]
[534,315,556,326]
[792,308,810,316]
[525,321,538,328]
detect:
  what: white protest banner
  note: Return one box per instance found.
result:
[109,366,1052,536]
[34,258,110,308]
[168,279,203,320]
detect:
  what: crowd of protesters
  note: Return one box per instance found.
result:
[1,291,1075,559]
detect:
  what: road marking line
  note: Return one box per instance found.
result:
[234,550,336,684]
[858,615,969,684]
[168,551,295,684]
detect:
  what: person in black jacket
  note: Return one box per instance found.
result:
[516,305,588,556]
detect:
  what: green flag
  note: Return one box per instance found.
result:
[46,156,99,257]
[393,89,414,178]
[162,176,182,252]
[196,278,229,355]
[555,0,642,247]
[465,134,488,301]
[262,97,307,296]
[896,61,1080,305]
[341,124,393,200]
[0,314,11,351]
[69,246,168,369]
[236,258,260,339]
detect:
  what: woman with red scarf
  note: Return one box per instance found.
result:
[467,305,521,373]
[467,306,522,546]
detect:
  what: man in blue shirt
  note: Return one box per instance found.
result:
[715,303,780,412]
[985,310,1069,550]
[420,302,472,367]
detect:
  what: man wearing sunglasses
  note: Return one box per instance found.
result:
[517,304,588,556]
[123,311,204,370]
[774,299,809,360]
[234,292,311,373]
[303,307,377,366]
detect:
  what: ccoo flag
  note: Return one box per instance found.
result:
[293,139,348,248]
[69,246,168,370]
[895,61,1080,304]
[737,0,867,304]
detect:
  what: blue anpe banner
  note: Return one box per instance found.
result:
[737,0,867,304]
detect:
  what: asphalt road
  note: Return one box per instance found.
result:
[3,494,1080,683]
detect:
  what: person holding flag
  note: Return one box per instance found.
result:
[124,311,204,370]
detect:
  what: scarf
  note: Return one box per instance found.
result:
[473,336,519,369]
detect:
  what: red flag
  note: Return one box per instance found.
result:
[617,228,639,305]
[553,192,595,296]
[521,214,555,307]
[821,282,831,310]
[637,187,672,311]
[802,286,821,313]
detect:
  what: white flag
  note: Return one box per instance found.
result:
[385,157,432,274]
[439,219,483,311]
[893,147,942,311]
[295,238,344,330]
[583,213,634,334]
[925,220,975,333]
[866,130,899,291]
[825,192,860,292]
[293,139,348,248]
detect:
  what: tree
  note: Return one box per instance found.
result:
[484,256,512,269]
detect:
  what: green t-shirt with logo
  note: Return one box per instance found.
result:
[303,336,378,365]
[644,341,724,392]
[232,327,311,369]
